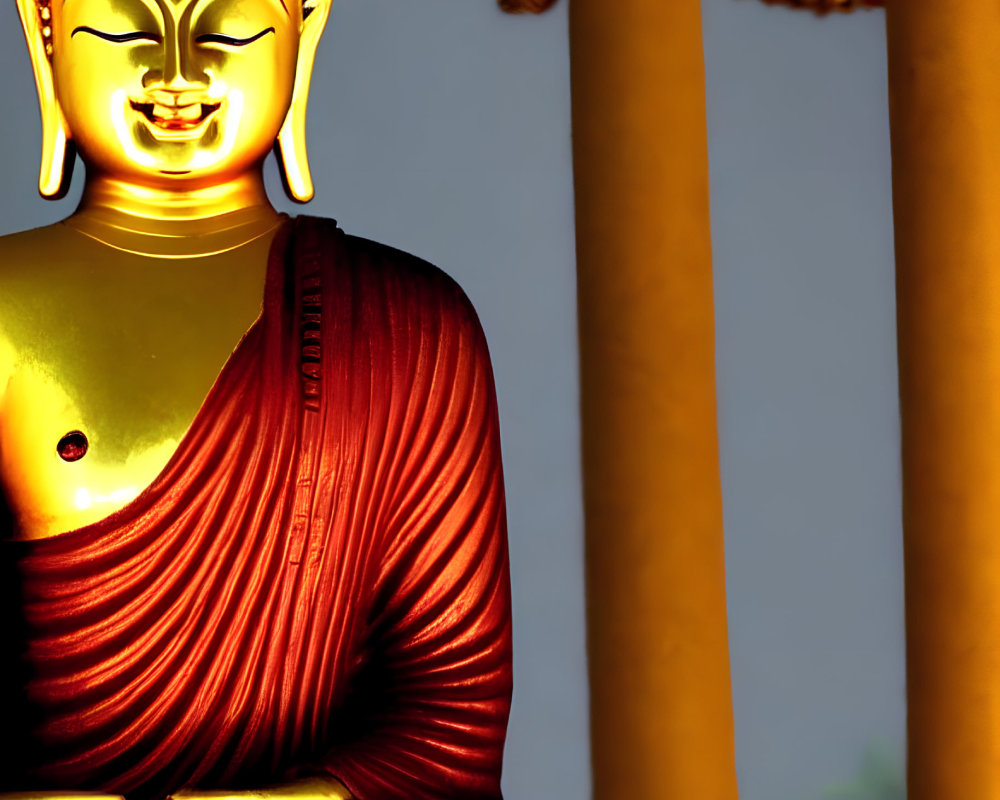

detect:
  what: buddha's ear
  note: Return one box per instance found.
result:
[15,0,76,200]
[275,0,332,203]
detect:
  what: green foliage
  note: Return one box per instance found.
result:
[815,743,905,800]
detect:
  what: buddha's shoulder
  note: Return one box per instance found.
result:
[348,233,483,335]
[0,221,73,252]
[0,223,80,283]
[0,228,61,394]
[301,219,484,336]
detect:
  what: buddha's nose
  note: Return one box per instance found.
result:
[142,37,210,101]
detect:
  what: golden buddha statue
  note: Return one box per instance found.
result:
[0,1,513,798]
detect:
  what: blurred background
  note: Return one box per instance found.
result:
[0,1,902,797]
[704,3,903,799]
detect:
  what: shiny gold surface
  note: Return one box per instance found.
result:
[0,208,279,539]
[570,0,738,796]
[0,777,354,800]
[3,0,331,541]
[17,0,326,201]
[0,794,125,800]
[169,777,354,800]
[53,0,295,190]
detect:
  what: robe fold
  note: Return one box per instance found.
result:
[0,217,513,800]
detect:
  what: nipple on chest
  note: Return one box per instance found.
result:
[57,431,89,462]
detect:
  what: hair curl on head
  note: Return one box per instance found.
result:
[36,0,53,59]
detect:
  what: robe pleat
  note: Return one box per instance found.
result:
[0,217,512,800]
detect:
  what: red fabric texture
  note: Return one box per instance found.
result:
[4,217,512,800]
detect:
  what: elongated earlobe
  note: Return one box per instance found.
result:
[39,109,76,200]
[275,108,313,204]
[275,0,332,203]
[16,0,76,199]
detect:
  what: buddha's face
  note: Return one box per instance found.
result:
[51,0,300,186]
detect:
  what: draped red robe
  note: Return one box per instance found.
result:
[0,217,512,800]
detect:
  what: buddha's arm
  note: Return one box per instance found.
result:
[310,288,513,799]
[171,283,510,800]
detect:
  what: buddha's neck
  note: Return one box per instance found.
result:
[67,171,284,259]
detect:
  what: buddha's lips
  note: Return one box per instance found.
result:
[130,99,221,131]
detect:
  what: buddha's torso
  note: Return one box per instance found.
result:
[0,210,281,539]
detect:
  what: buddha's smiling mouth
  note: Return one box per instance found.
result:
[130,98,222,138]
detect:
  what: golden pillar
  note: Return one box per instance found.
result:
[569,1,738,797]
[886,0,1000,794]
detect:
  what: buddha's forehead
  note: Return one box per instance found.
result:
[58,0,290,21]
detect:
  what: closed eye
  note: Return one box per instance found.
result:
[196,28,275,47]
[72,26,161,44]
